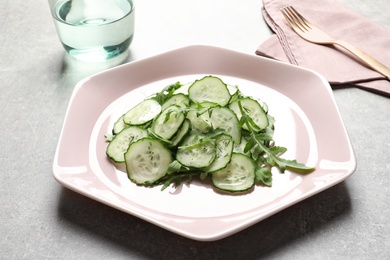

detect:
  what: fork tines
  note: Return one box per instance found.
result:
[281,6,311,32]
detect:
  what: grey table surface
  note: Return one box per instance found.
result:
[1,0,390,259]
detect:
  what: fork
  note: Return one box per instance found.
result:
[281,6,390,80]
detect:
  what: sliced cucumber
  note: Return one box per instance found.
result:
[125,138,173,184]
[106,126,148,162]
[123,99,162,126]
[201,106,241,143]
[170,119,191,147]
[172,82,191,95]
[186,110,210,134]
[162,93,190,110]
[112,114,129,135]
[204,134,233,173]
[176,134,216,168]
[211,153,256,192]
[188,76,231,106]
[186,102,215,134]
[233,137,251,157]
[151,105,185,140]
[105,76,303,193]
[230,97,268,131]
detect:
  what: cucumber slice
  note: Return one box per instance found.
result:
[173,82,191,95]
[106,76,304,193]
[211,153,256,192]
[112,115,129,135]
[186,102,215,134]
[123,99,162,125]
[186,110,210,134]
[230,98,268,131]
[176,134,216,168]
[162,93,190,110]
[170,119,191,147]
[188,76,231,106]
[125,138,173,184]
[106,126,148,162]
[233,137,251,157]
[152,105,185,140]
[201,106,241,143]
[204,134,233,173]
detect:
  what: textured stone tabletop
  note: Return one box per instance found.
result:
[1,0,389,259]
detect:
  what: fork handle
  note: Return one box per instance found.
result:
[335,40,390,80]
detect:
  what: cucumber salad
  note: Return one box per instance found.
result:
[105,76,314,193]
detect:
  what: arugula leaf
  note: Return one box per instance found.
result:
[154,160,210,191]
[238,100,315,177]
[167,160,190,174]
[152,82,182,105]
[255,167,272,186]
[253,137,314,173]
[239,113,262,132]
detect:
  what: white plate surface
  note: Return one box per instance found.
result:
[53,45,356,241]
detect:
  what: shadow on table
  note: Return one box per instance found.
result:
[57,181,351,259]
[56,49,132,91]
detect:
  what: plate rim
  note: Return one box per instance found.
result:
[53,45,356,241]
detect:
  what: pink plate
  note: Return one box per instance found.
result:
[53,45,356,241]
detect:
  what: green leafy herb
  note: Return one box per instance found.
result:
[152,82,182,105]
[238,100,315,181]
[156,160,199,190]
[106,76,315,193]
[255,167,272,186]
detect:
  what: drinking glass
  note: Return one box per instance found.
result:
[48,0,135,62]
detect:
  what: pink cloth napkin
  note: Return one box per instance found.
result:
[256,0,390,96]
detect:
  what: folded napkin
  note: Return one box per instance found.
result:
[256,0,390,96]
